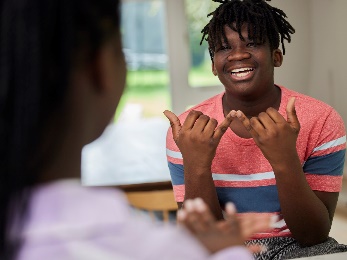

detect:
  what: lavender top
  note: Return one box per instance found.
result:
[17,179,253,260]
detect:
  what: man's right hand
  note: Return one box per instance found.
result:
[164,110,234,171]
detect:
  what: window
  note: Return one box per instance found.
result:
[116,0,170,121]
[185,0,220,88]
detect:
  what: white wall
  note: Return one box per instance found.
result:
[272,0,347,126]
[308,0,347,125]
[271,0,311,94]
[269,0,347,134]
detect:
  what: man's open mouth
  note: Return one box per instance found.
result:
[231,68,255,78]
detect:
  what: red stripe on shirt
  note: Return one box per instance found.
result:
[172,185,185,202]
[214,178,276,188]
[305,174,343,192]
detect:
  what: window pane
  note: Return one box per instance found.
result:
[82,1,171,186]
[117,0,170,120]
[185,0,221,88]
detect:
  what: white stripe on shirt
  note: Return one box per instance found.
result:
[313,136,346,152]
[212,171,275,182]
[166,149,183,159]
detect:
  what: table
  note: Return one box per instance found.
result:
[82,118,172,190]
[116,180,173,192]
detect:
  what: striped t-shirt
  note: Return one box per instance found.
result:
[166,86,346,239]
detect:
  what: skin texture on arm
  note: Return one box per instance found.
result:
[233,97,338,247]
[164,110,235,220]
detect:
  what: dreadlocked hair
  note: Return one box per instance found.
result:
[201,0,295,60]
[0,0,120,259]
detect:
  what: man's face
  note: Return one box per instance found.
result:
[212,23,282,100]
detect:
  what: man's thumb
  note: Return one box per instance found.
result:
[286,97,300,132]
[163,110,182,141]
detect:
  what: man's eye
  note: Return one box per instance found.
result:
[218,45,231,52]
[247,42,260,47]
[247,42,263,48]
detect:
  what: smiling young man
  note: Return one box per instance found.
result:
[165,0,347,259]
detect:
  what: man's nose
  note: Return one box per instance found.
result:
[227,47,251,61]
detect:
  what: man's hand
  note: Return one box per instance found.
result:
[234,97,300,168]
[164,110,234,171]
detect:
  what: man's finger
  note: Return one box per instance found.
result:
[235,110,260,138]
[182,110,204,131]
[203,118,218,137]
[266,107,286,124]
[213,111,235,140]
[163,110,182,141]
[286,97,300,132]
[257,111,277,130]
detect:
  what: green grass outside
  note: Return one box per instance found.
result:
[114,70,170,120]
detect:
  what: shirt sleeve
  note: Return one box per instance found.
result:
[303,108,346,192]
[166,126,185,202]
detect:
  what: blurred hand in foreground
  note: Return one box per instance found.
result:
[178,198,274,254]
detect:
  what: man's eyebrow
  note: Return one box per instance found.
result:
[245,37,264,42]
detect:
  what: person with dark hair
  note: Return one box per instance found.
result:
[165,0,347,259]
[0,0,274,259]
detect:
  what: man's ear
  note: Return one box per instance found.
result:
[273,49,283,67]
[212,62,217,76]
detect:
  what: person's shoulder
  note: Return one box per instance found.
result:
[280,86,337,115]
[19,180,132,258]
[280,86,345,134]
[28,180,130,228]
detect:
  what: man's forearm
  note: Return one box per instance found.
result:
[183,163,223,220]
[273,160,331,246]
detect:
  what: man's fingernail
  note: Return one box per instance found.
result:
[225,202,236,214]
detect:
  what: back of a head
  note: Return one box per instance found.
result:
[200,0,295,60]
[0,0,120,258]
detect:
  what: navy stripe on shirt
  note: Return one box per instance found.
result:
[303,149,346,176]
[169,162,281,213]
[216,185,281,213]
[168,162,184,185]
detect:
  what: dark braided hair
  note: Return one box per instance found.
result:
[200,0,295,60]
[0,0,120,258]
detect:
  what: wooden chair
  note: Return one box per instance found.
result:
[125,189,178,222]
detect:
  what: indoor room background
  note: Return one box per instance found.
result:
[82,0,347,243]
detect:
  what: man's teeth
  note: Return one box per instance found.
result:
[235,71,250,77]
[231,68,254,73]
[231,68,254,77]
